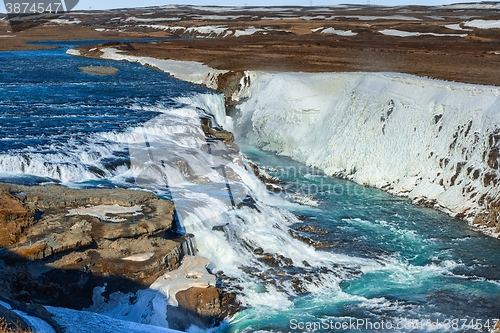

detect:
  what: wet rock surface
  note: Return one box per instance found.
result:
[79,65,119,76]
[290,226,335,250]
[242,250,361,296]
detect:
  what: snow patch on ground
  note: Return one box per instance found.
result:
[49,19,80,24]
[380,29,467,37]
[196,15,248,20]
[66,49,81,56]
[444,23,472,31]
[321,27,357,36]
[0,301,55,333]
[464,19,500,29]
[125,16,180,22]
[47,306,181,333]
[443,3,500,9]
[186,25,228,36]
[299,15,327,20]
[337,15,421,21]
[66,204,143,222]
[427,16,445,21]
[132,24,273,38]
[122,252,155,261]
[233,26,266,37]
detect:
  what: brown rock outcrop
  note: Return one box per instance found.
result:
[5,184,176,261]
[168,286,238,331]
[0,186,35,247]
[473,199,500,236]
[202,125,235,143]
[0,183,183,309]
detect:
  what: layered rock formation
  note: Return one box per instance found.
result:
[0,183,235,330]
[0,184,179,305]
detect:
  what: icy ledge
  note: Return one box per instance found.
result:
[92,48,227,90]
[234,71,500,237]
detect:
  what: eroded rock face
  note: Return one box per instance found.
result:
[169,286,222,330]
[0,185,35,247]
[6,184,176,261]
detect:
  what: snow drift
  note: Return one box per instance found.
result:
[233,71,500,235]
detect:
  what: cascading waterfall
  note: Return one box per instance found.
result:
[3,44,500,332]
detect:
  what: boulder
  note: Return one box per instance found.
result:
[168,286,222,330]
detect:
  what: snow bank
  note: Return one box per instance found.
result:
[442,3,500,10]
[47,306,181,333]
[125,16,180,22]
[97,48,227,90]
[234,71,500,234]
[150,255,216,306]
[336,15,421,21]
[130,24,274,38]
[233,27,266,37]
[185,25,228,37]
[0,301,55,333]
[49,19,80,25]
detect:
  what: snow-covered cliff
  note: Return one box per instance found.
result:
[233,71,500,236]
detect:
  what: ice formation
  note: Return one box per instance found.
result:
[233,71,500,235]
